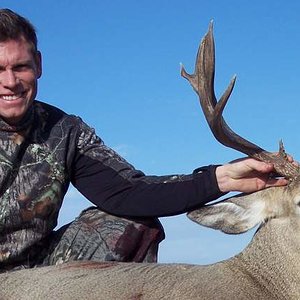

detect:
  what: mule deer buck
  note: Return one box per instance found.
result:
[0,23,299,300]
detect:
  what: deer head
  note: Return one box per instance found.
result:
[181,23,300,234]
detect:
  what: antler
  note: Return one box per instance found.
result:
[181,22,299,180]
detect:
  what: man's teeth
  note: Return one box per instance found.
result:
[1,94,22,101]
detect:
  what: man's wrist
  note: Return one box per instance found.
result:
[215,165,230,193]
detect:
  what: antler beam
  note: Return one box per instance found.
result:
[181,22,299,180]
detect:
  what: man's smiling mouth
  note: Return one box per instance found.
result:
[0,93,25,101]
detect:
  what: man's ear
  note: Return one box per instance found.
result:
[35,51,42,79]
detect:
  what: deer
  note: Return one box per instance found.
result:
[0,23,299,300]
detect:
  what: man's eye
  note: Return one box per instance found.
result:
[14,64,32,72]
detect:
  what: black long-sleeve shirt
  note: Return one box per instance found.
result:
[0,100,224,265]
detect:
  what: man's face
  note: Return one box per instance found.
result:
[0,37,42,125]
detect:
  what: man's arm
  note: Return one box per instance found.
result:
[71,119,290,218]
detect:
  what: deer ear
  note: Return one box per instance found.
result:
[187,190,270,234]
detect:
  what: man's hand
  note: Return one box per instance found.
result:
[215,157,295,193]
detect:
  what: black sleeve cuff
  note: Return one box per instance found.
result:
[191,165,227,208]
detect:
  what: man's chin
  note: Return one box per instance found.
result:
[0,112,28,125]
[0,103,33,125]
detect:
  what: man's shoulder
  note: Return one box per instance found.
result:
[34,100,82,127]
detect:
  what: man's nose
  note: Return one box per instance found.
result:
[0,70,19,88]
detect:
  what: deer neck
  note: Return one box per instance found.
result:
[228,216,300,298]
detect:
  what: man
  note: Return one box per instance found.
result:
[0,8,290,272]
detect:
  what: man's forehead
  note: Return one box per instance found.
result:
[0,37,34,64]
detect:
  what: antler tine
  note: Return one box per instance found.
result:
[181,22,299,180]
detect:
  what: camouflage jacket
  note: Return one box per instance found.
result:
[0,100,222,266]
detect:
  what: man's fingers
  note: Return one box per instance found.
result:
[245,158,274,173]
[265,177,289,188]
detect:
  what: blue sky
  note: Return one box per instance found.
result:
[2,1,300,264]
